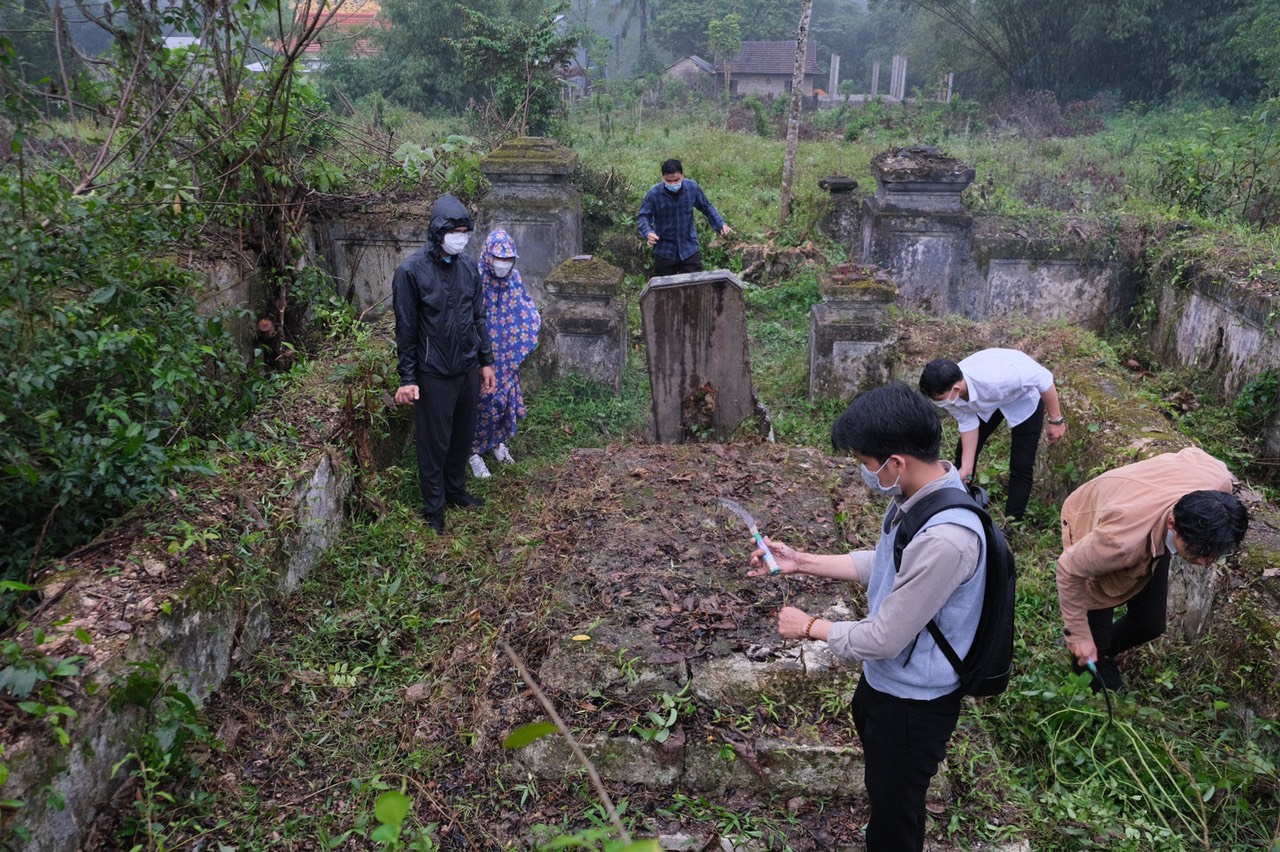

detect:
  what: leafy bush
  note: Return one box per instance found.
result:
[1152,106,1280,226]
[0,173,260,595]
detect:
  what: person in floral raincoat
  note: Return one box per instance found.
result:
[469,230,541,478]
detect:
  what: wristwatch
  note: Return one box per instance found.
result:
[1047,416,1066,425]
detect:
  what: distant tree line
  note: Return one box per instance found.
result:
[887,0,1276,102]
[315,0,1278,115]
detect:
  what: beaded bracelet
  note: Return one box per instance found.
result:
[804,615,819,640]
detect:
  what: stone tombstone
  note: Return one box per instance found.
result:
[1166,556,1220,641]
[477,137,582,301]
[523,255,626,395]
[808,264,897,402]
[859,146,975,316]
[816,175,860,253]
[639,270,761,443]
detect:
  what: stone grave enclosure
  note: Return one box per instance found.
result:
[481,443,949,803]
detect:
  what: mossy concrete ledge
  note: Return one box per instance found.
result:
[1,370,407,849]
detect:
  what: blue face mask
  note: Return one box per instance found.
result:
[1165,528,1179,558]
[664,180,682,192]
[860,458,902,497]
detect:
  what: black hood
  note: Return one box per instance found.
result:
[427,194,474,247]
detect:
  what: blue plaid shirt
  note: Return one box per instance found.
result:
[637,178,727,262]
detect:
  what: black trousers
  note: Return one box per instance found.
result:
[1087,555,1171,658]
[852,677,962,851]
[653,250,703,277]
[954,398,1044,522]
[412,370,480,515]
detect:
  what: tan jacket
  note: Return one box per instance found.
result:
[1056,447,1234,640]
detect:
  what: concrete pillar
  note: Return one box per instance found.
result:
[870,60,880,97]
[477,137,582,302]
[890,55,907,100]
[523,255,626,395]
[828,54,840,95]
[807,265,897,402]
[859,146,975,316]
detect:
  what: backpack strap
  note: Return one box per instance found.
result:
[892,488,989,676]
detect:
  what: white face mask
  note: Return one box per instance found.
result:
[491,259,515,278]
[932,388,959,408]
[1165,528,1179,558]
[860,458,902,497]
[442,232,470,255]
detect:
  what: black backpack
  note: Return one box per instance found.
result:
[891,487,1016,697]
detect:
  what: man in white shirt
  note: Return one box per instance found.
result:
[919,348,1066,526]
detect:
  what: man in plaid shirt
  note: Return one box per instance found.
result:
[637,158,733,276]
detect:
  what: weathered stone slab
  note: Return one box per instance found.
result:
[512,732,866,797]
[639,271,763,443]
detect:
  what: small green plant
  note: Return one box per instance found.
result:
[615,648,642,683]
[109,663,215,849]
[657,792,795,849]
[391,135,485,197]
[1233,370,1278,429]
[629,684,694,744]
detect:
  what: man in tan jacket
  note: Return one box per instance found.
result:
[1056,446,1248,689]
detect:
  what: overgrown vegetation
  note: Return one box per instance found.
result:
[0,171,262,602]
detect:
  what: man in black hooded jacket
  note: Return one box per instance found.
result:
[393,194,496,534]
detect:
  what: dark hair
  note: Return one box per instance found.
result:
[832,382,942,463]
[1172,490,1249,558]
[661,158,683,176]
[919,359,963,397]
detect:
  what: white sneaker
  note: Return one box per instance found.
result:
[468,454,491,478]
[494,443,515,464]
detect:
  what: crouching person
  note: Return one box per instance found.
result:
[747,382,984,851]
[1056,446,1248,690]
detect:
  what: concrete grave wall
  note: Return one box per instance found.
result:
[4,454,355,851]
[191,249,265,363]
[311,219,430,317]
[1145,267,1280,400]
[2,340,412,849]
[855,147,1132,332]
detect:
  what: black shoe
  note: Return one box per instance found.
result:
[424,511,445,535]
[1093,657,1124,692]
[446,493,485,509]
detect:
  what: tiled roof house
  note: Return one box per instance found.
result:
[298,2,386,61]
[714,40,820,97]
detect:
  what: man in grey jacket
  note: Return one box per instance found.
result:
[393,195,496,534]
[748,382,984,851]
